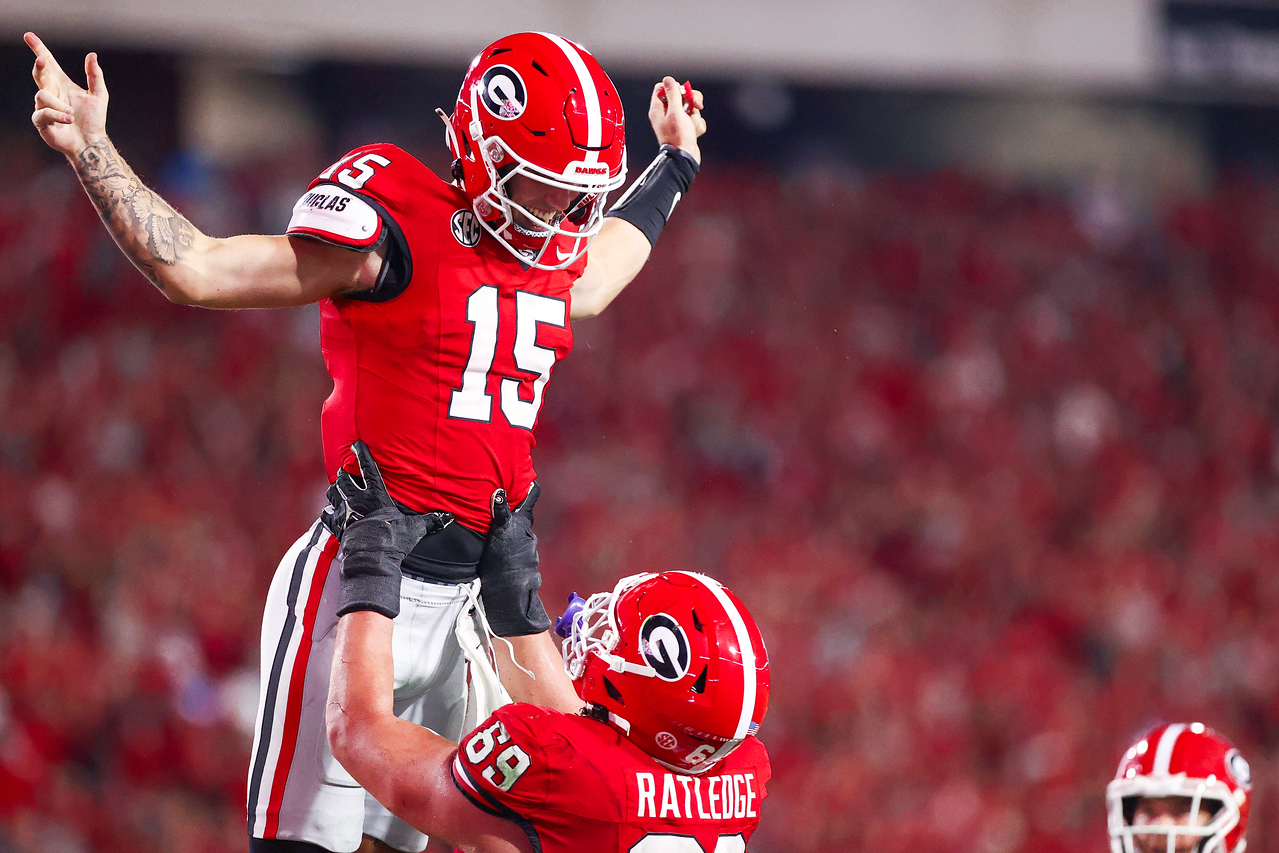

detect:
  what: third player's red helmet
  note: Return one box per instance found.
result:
[441,32,627,270]
[1106,723,1251,853]
[562,572,770,775]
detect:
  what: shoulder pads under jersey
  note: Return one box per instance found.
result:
[287,183,384,251]
[288,143,457,250]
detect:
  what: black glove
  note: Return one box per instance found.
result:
[477,483,551,636]
[334,441,451,619]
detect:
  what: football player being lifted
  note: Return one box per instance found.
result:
[326,441,772,853]
[28,30,705,853]
[1106,723,1251,853]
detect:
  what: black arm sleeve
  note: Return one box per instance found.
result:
[604,144,699,246]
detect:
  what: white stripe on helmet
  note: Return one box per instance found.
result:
[675,572,758,741]
[536,32,602,163]
[1153,723,1187,776]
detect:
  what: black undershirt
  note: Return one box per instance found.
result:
[400,518,484,584]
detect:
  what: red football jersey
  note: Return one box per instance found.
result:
[452,704,770,852]
[287,144,587,531]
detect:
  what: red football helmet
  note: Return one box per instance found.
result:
[440,32,627,270]
[1107,723,1251,853]
[562,572,770,775]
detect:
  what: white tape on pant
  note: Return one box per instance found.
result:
[455,580,513,732]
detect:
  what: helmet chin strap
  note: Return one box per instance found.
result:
[585,702,632,735]
[599,651,659,678]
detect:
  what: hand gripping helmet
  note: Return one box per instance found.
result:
[440,32,627,270]
[562,572,770,775]
[1106,723,1251,853]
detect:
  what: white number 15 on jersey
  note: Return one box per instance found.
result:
[449,285,566,430]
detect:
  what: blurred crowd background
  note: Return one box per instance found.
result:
[6,2,1279,852]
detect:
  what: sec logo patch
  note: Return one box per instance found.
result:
[451,210,481,247]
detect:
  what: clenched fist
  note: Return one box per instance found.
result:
[650,76,707,165]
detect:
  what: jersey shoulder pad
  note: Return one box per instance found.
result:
[732,738,771,844]
[452,704,561,817]
[732,736,772,789]
[308,143,418,190]
[287,182,385,251]
[321,144,459,210]
[293,144,463,247]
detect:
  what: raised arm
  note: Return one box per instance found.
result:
[570,77,705,320]
[476,485,586,713]
[27,33,379,309]
[323,442,531,851]
[328,612,532,853]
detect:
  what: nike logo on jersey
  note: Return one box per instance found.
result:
[635,772,758,821]
[556,247,574,261]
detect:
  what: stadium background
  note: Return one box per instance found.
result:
[4,1,1279,850]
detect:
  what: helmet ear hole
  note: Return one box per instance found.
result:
[451,159,465,184]
[603,676,625,705]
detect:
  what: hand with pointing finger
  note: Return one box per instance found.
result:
[25,32,109,159]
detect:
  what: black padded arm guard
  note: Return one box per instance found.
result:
[333,441,450,619]
[604,144,699,246]
[337,508,409,619]
[478,485,551,636]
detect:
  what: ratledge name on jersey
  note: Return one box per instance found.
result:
[635,771,760,821]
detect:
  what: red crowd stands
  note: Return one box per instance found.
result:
[2,147,1279,852]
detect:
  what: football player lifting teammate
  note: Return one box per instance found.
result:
[28,30,706,853]
[1106,723,1251,853]
[326,441,772,853]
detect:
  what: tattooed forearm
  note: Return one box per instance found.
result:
[74,139,199,291]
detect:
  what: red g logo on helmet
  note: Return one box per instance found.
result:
[640,614,690,682]
[479,65,527,120]
[1226,749,1251,788]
